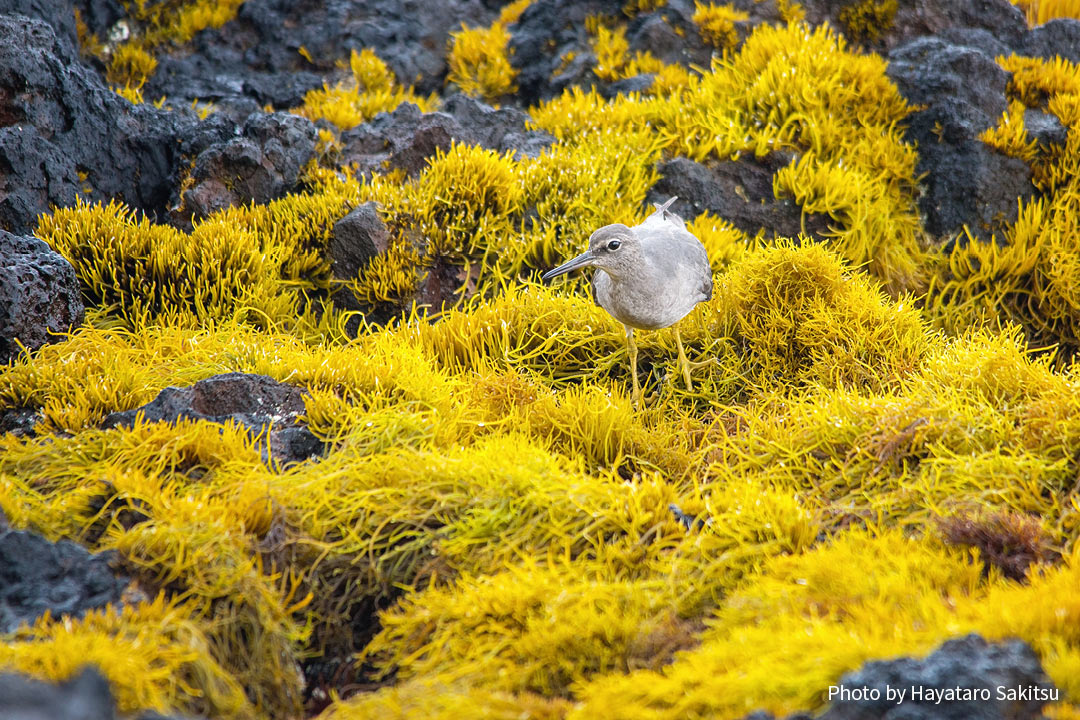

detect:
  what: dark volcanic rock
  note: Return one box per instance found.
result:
[0,529,126,634]
[330,202,391,279]
[1025,18,1080,64]
[180,112,317,221]
[888,37,1035,241]
[0,667,203,720]
[646,156,830,241]
[0,667,115,720]
[0,231,84,362]
[800,0,1028,54]
[341,99,553,177]
[0,407,42,438]
[144,0,495,109]
[102,373,325,466]
[819,634,1055,720]
[0,15,196,234]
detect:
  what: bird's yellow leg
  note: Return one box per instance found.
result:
[625,325,641,407]
[674,325,694,391]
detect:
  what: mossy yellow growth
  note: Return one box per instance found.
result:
[446,2,529,101]
[589,24,667,83]
[836,0,898,43]
[319,678,571,720]
[929,54,1080,357]
[1011,0,1080,25]
[106,43,157,103]
[692,2,749,51]
[721,240,929,391]
[533,22,927,293]
[0,596,251,718]
[623,0,667,16]
[294,48,436,131]
[35,168,362,333]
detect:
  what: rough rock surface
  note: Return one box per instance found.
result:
[800,0,1029,54]
[0,231,85,362]
[508,0,726,104]
[0,529,126,634]
[0,667,202,720]
[645,156,831,241]
[0,15,196,234]
[341,97,554,177]
[820,634,1054,720]
[330,202,391,279]
[178,111,318,221]
[887,36,1035,241]
[144,0,496,109]
[101,373,324,466]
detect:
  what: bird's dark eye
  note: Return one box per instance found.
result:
[607,240,621,251]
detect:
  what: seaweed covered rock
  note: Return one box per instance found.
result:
[144,0,496,108]
[819,634,1055,719]
[887,36,1035,241]
[179,112,318,221]
[0,529,126,634]
[0,15,195,234]
[0,231,84,363]
[101,372,324,466]
[341,98,553,177]
[646,156,830,241]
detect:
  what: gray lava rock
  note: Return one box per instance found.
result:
[1025,18,1080,64]
[0,529,126,634]
[645,156,830,241]
[0,408,42,438]
[0,231,84,362]
[180,112,317,221]
[1023,109,1067,150]
[0,666,203,720]
[799,0,1029,54]
[888,37,1035,241]
[144,0,495,109]
[0,15,196,234]
[341,99,553,177]
[819,634,1056,720]
[0,667,115,720]
[330,202,391,279]
[101,373,324,467]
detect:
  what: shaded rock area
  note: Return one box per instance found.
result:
[341,96,554,177]
[0,528,126,634]
[508,0,743,104]
[646,156,832,241]
[886,36,1035,242]
[176,111,318,222]
[0,667,202,720]
[799,0,1029,54]
[821,634,1055,720]
[0,231,85,363]
[0,14,196,235]
[740,635,1054,720]
[102,373,325,466]
[143,0,496,111]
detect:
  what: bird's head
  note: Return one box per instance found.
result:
[541,224,639,282]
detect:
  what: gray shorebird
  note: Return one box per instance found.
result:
[542,197,713,405]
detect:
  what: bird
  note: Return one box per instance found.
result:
[541,196,714,405]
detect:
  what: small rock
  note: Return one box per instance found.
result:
[0,231,85,362]
[0,529,126,634]
[330,203,391,279]
[820,634,1056,720]
[101,373,324,467]
[1023,109,1067,149]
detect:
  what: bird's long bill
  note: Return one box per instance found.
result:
[541,251,596,282]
